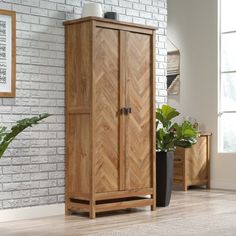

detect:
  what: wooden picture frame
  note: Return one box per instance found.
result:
[0,9,16,97]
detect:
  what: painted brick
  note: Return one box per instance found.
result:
[140,0,152,5]
[12,174,31,182]
[31,188,49,197]
[49,186,64,195]
[0,2,12,10]
[49,171,64,179]
[0,0,167,211]
[31,172,48,180]
[40,1,57,10]
[40,180,57,188]
[133,3,145,11]
[39,195,57,204]
[57,195,65,202]
[111,6,125,14]
[31,7,48,16]
[133,17,145,25]
[0,192,12,200]
[126,9,139,17]
[49,0,65,3]
[22,0,40,7]
[3,181,40,191]
[119,0,132,8]
[21,197,40,207]
[146,5,158,13]
[57,163,65,171]
[31,156,48,163]
[66,0,81,6]
[159,7,167,15]
[12,157,31,165]
[0,175,12,183]
[22,165,39,173]
[105,0,118,6]
[12,190,31,199]
[40,163,57,171]
[140,11,152,19]
[3,199,22,209]
[3,166,21,174]
[21,14,40,24]
[12,4,31,14]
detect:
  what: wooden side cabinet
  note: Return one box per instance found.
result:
[173,133,212,191]
[64,17,156,218]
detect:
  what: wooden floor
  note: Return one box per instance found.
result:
[0,189,236,235]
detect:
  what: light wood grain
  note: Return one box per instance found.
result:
[151,29,156,211]
[125,32,152,190]
[95,188,153,200]
[63,16,156,31]
[90,20,96,220]
[65,18,156,218]
[94,27,120,193]
[95,198,153,212]
[173,134,212,191]
[65,20,92,216]
[206,134,211,189]
[1,190,236,236]
[67,115,91,195]
[66,22,92,108]
[119,30,126,191]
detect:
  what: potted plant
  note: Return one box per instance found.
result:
[0,113,50,158]
[156,105,198,207]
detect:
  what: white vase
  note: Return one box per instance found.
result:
[82,3,103,18]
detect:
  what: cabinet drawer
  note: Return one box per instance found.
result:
[173,178,183,184]
[174,165,183,176]
[174,155,183,164]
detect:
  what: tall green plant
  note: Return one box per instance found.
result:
[156,105,198,152]
[0,113,50,158]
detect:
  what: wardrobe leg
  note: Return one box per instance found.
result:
[89,201,96,219]
[151,196,156,211]
[89,209,96,219]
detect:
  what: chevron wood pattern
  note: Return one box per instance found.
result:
[125,32,152,190]
[186,137,207,182]
[174,134,211,191]
[94,28,120,193]
[65,17,156,218]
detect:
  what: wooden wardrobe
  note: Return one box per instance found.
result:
[64,17,156,219]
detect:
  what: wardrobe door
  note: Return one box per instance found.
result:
[125,32,152,190]
[94,27,120,193]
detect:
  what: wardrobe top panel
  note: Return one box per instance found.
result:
[63,16,156,31]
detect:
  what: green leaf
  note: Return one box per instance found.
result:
[175,140,193,148]
[0,113,51,159]
[156,111,164,124]
[161,105,180,121]
[156,105,199,151]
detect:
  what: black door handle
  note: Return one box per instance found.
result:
[120,107,132,115]
[120,107,127,115]
[127,107,132,114]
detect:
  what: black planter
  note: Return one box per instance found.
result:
[156,151,174,207]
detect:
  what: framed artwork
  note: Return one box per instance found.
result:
[0,9,16,97]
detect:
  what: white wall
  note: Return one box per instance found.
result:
[168,0,236,190]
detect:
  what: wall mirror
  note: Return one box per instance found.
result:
[167,38,180,95]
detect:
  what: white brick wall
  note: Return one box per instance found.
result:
[0,0,167,209]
